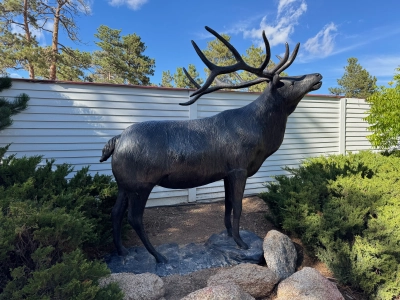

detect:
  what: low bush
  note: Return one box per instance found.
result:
[0,145,123,299]
[260,151,400,299]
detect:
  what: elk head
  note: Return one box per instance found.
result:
[181,26,322,115]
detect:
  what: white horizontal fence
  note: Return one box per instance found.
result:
[344,98,373,152]
[0,79,372,206]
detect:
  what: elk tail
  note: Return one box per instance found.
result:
[100,135,120,162]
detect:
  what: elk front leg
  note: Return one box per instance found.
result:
[224,169,248,249]
[223,179,233,237]
[112,189,129,256]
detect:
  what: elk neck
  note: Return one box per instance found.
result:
[248,89,289,132]
[233,89,290,162]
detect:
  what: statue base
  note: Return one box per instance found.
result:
[105,230,264,276]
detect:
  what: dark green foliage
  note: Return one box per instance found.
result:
[0,147,123,299]
[0,77,29,130]
[382,149,400,157]
[260,151,400,299]
[1,249,123,300]
[0,76,11,90]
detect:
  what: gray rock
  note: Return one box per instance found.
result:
[100,272,164,300]
[207,263,279,298]
[276,267,344,300]
[162,268,220,300]
[181,283,255,300]
[263,230,297,280]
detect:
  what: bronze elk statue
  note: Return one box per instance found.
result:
[100,26,322,263]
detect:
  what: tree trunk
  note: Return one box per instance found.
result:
[23,0,35,79]
[49,3,63,80]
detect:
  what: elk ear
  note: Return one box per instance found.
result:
[269,74,281,90]
[272,74,280,86]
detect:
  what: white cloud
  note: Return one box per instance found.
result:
[277,0,298,17]
[300,24,400,63]
[361,56,400,78]
[303,22,337,58]
[330,26,400,57]
[108,0,148,10]
[11,23,46,42]
[10,23,24,35]
[242,0,307,47]
[10,72,23,78]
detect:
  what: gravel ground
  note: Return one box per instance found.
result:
[121,196,363,300]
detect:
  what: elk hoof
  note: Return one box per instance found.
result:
[227,228,233,237]
[155,253,168,264]
[235,239,249,250]
[118,246,129,257]
[239,242,249,250]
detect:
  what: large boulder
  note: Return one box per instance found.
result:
[100,272,165,300]
[181,283,254,300]
[207,263,279,298]
[275,267,344,300]
[263,230,297,280]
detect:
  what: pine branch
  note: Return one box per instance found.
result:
[0,78,30,131]
[0,77,12,92]
[11,93,29,113]
[0,144,10,160]
[0,106,12,129]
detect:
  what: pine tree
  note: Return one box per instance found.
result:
[174,65,203,88]
[33,47,92,81]
[201,33,238,85]
[0,0,90,80]
[160,70,174,88]
[160,34,283,91]
[0,77,29,130]
[241,45,287,92]
[160,65,203,88]
[329,57,377,99]
[90,25,155,85]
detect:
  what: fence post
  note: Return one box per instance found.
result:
[339,98,347,154]
[188,90,198,120]
[188,90,197,202]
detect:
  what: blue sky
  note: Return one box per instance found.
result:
[12,0,400,95]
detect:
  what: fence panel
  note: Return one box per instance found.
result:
[0,80,373,206]
[345,98,372,152]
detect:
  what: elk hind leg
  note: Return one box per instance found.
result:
[127,186,167,264]
[112,189,129,256]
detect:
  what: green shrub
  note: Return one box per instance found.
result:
[260,151,400,299]
[0,77,30,130]
[1,249,123,300]
[0,146,123,299]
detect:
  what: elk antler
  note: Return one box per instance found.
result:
[180,26,300,106]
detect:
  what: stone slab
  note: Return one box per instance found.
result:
[105,230,263,276]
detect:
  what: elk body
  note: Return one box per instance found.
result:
[100,27,322,263]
